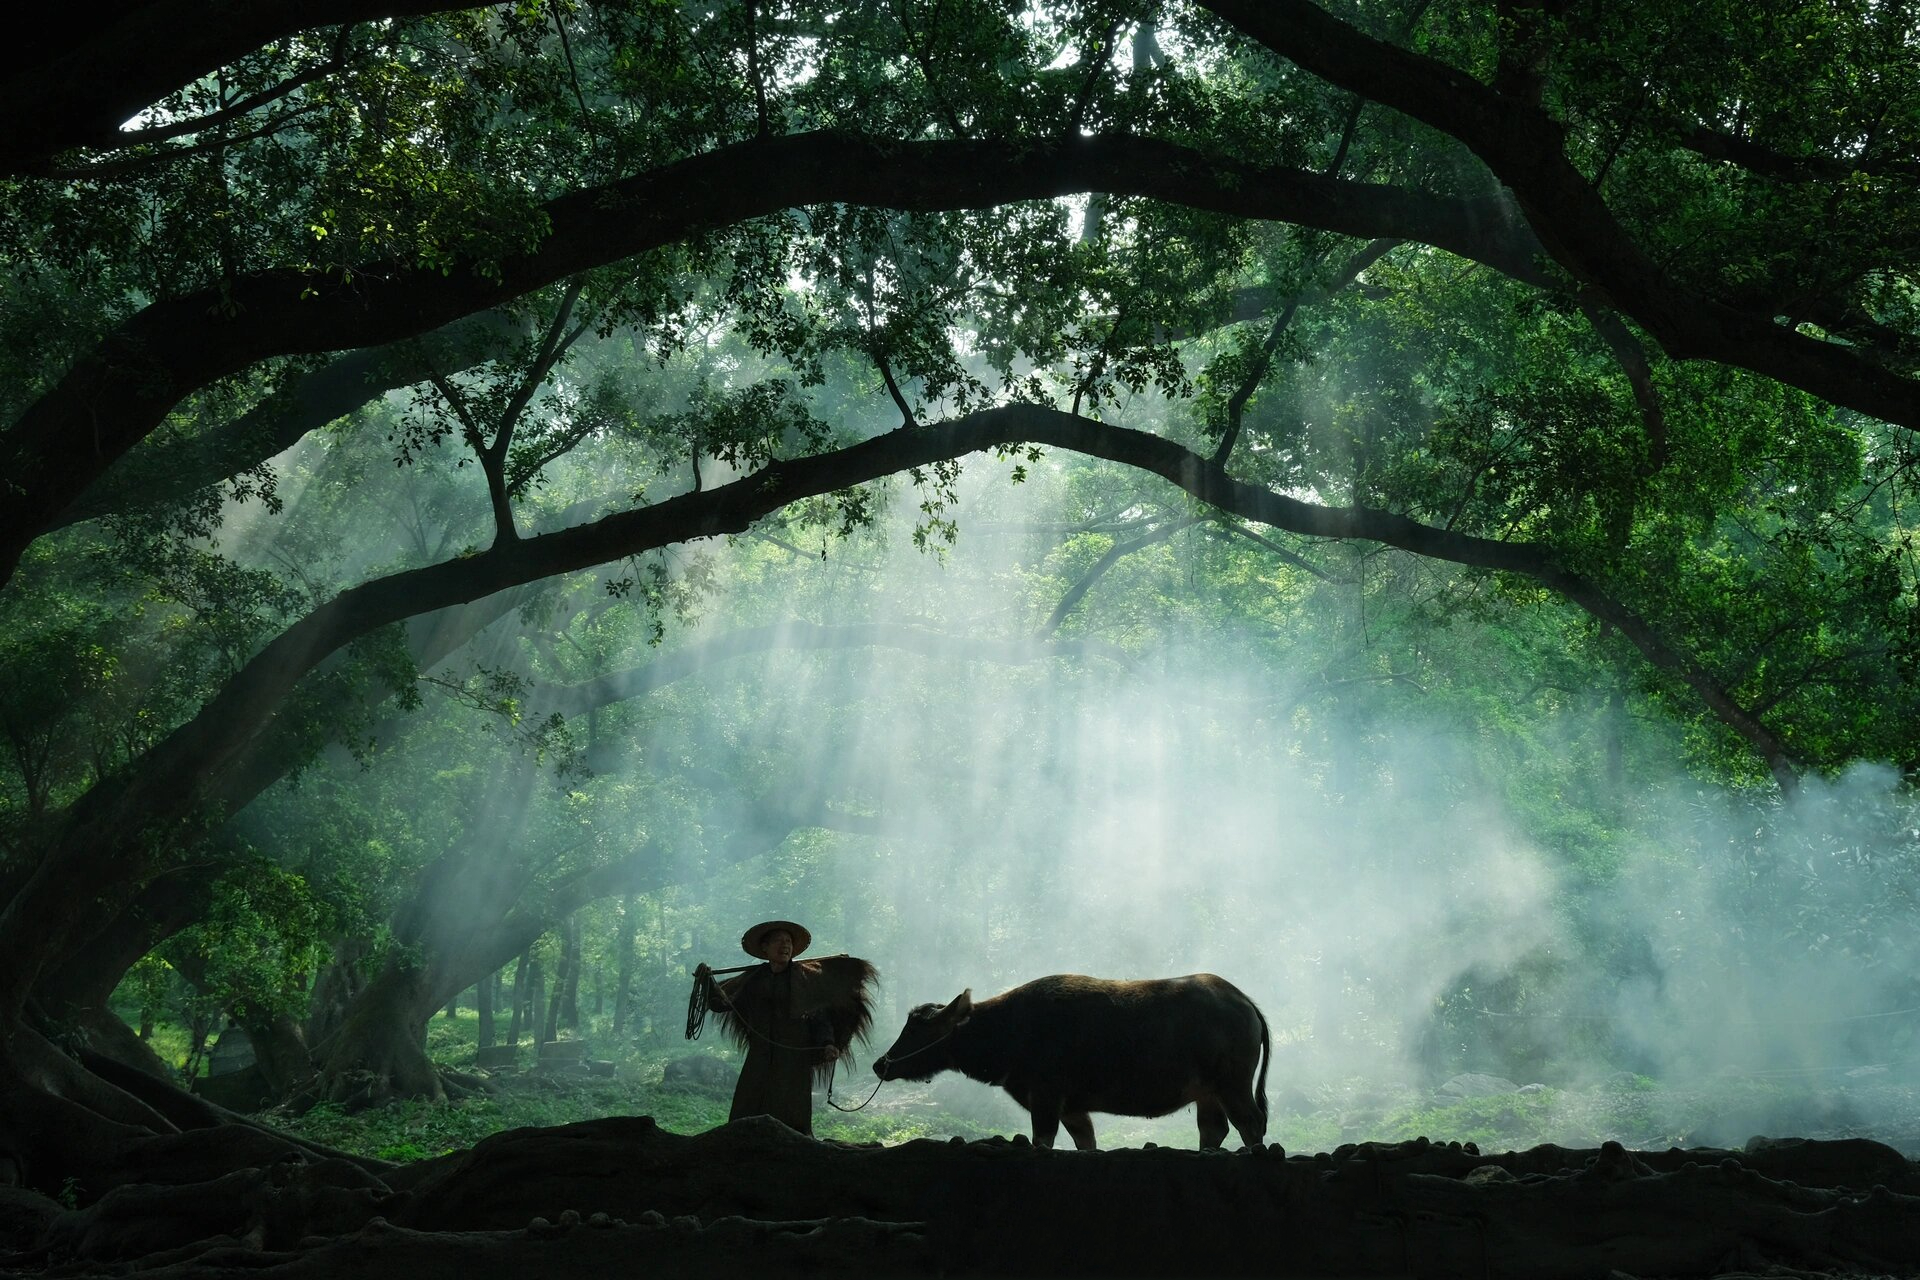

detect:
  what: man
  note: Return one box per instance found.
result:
[693,919,877,1136]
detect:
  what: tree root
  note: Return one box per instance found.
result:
[6,1102,1920,1278]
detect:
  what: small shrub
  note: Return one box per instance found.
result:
[375,1141,432,1162]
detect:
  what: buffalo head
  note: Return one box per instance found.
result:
[873,989,971,1081]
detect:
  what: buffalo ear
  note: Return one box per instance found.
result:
[947,990,973,1024]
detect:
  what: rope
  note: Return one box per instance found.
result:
[824,1024,959,1112]
[873,1026,955,1069]
[684,964,757,1041]
[826,1064,885,1112]
[686,976,711,1041]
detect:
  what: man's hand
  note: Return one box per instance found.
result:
[694,962,712,981]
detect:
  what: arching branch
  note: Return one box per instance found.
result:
[0,1,482,176]
[1195,0,1920,456]
[0,403,1801,1013]
[0,129,1552,589]
[52,310,532,530]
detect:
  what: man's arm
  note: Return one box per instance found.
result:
[694,962,740,1011]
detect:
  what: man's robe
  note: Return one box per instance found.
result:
[708,954,877,1135]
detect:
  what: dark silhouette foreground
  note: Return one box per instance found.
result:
[4,1114,1919,1278]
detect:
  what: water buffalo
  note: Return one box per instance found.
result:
[873,973,1269,1150]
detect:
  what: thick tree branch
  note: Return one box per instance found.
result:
[52,310,531,530]
[0,0,483,176]
[1195,1,1920,456]
[0,403,1797,1014]
[0,128,1550,588]
[1679,126,1920,184]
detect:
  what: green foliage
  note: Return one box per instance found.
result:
[165,862,334,1020]
[279,1097,522,1160]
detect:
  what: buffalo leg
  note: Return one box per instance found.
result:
[1028,1106,1061,1149]
[1061,1111,1097,1151]
[1223,1090,1268,1149]
[1196,1099,1230,1148]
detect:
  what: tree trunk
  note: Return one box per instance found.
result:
[237,1011,313,1099]
[309,959,445,1108]
[541,937,566,1045]
[476,972,495,1051]
[612,894,638,1036]
[528,957,546,1049]
[181,1009,215,1082]
[1605,681,1627,793]
[559,916,582,1034]
[505,952,530,1047]
[305,940,369,1050]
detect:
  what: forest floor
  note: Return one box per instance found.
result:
[20,1014,1917,1280]
[253,1012,1920,1163]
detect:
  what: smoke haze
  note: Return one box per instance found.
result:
[215,335,1920,1155]
[587,458,1920,1149]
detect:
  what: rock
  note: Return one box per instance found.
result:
[662,1054,736,1089]
[1438,1073,1520,1099]
[1582,1141,1653,1182]
[1741,1136,1914,1190]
